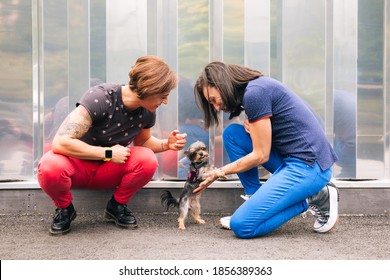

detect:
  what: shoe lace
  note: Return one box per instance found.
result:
[309,204,321,216]
[302,203,325,218]
[53,208,66,222]
[308,204,329,224]
[118,204,132,216]
[123,205,132,215]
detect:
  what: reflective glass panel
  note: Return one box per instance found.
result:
[0,0,34,180]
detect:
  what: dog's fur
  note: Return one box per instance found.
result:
[161,141,211,230]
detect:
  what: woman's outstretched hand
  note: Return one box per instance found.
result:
[193,168,225,193]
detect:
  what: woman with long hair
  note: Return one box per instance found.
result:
[194,61,339,239]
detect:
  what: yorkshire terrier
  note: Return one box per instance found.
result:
[161,141,213,230]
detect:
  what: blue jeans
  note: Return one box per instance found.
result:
[223,124,332,238]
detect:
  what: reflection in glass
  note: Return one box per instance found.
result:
[1,0,389,182]
[332,0,357,178]
[173,0,209,179]
[356,0,385,178]
[0,1,34,180]
[42,0,69,154]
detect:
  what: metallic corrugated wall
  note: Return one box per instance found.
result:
[0,0,389,182]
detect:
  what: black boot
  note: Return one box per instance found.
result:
[104,196,137,228]
[50,203,77,235]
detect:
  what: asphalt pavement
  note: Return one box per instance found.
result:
[1,211,389,260]
[2,211,389,280]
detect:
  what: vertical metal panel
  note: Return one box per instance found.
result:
[158,0,178,69]
[385,0,390,178]
[32,0,43,177]
[0,0,34,180]
[90,0,106,84]
[223,0,244,65]
[244,0,271,179]
[208,0,223,168]
[2,0,390,183]
[68,0,90,108]
[356,0,385,178]
[41,0,69,156]
[106,0,147,84]
[282,0,327,121]
[325,0,334,144]
[210,0,223,62]
[146,0,160,178]
[332,0,357,178]
[221,0,244,168]
[244,0,270,75]
[270,0,283,81]
[147,0,158,55]
[175,0,209,179]
[154,0,179,179]
[177,0,209,78]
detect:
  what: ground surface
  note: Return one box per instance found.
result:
[1,212,389,260]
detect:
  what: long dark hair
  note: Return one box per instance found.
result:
[194,61,263,128]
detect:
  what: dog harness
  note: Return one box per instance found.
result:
[187,161,207,183]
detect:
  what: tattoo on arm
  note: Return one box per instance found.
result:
[223,159,242,175]
[235,159,242,168]
[57,106,92,139]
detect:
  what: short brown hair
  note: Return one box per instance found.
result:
[129,55,177,99]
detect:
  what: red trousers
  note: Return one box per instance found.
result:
[37,146,158,208]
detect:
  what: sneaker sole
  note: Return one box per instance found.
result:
[314,183,339,233]
[219,216,232,230]
[220,223,231,230]
[104,210,138,229]
[49,211,77,235]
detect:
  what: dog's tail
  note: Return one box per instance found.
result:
[161,190,179,211]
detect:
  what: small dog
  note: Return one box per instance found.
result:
[161,141,211,230]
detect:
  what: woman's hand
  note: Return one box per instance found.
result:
[193,168,225,193]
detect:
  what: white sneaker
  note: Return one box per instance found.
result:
[219,194,252,230]
[307,182,339,233]
[220,216,231,229]
[240,194,252,201]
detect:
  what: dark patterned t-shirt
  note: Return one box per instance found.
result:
[76,83,156,147]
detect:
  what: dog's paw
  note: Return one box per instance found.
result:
[178,225,186,230]
[178,220,186,230]
[195,218,206,224]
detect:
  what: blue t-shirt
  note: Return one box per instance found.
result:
[243,77,338,171]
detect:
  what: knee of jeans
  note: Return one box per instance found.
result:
[230,215,254,239]
[37,157,73,192]
[131,147,159,172]
[145,158,158,175]
[146,151,158,169]
[38,153,68,178]
[231,215,271,239]
[223,123,242,140]
[223,124,245,150]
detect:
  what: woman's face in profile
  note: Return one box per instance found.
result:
[202,86,227,112]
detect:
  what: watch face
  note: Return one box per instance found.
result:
[105,149,112,158]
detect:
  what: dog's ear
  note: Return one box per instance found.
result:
[185,143,196,156]
[184,147,192,157]
[185,148,196,161]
